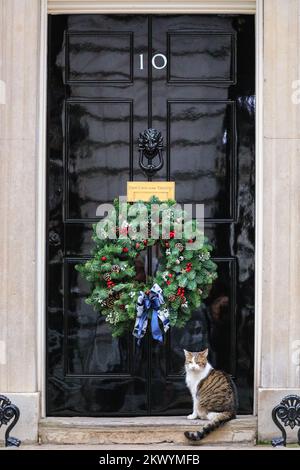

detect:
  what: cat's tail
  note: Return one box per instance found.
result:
[184,411,234,442]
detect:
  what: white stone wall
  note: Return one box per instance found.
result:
[0,0,41,442]
[258,0,300,441]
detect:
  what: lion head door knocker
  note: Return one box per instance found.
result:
[138,128,164,177]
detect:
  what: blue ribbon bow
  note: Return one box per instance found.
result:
[133,283,169,345]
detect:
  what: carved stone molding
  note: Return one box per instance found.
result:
[48,0,256,14]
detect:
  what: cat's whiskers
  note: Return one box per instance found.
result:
[177,366,186,376]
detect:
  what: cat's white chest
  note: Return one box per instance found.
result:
[185,361,212,420]
[185,363,212,398]
[186,372,201,399]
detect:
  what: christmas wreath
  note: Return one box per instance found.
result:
[76,197,217,343]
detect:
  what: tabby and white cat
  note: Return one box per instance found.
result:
[184,348,238,442]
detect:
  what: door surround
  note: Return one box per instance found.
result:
[48,1,256,14]
[37,0,263,417]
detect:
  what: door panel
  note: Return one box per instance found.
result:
[167,100,235,219]
[167,32,235,83]
[150,15,254,414]
[48,14,150,416]
[47,14,255,416]
[67,32,134,83]
[66,100,133,219]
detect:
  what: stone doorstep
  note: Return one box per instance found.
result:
[39,416,257,446]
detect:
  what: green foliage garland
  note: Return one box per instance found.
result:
[76,197,217,338]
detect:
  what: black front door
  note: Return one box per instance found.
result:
[47,14,255,416]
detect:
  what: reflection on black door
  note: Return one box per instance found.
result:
[47,14,255,416]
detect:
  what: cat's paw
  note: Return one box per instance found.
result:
[198,414,208,420]
[187,413,198,420]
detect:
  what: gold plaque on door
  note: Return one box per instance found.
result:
[127,182,175,202]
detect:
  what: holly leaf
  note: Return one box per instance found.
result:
[171,265,182,273]
[178,276,188,288]
[186,271,196,280]
[113,284,126,292]
[183,251,193,260]
[187,279,197,290]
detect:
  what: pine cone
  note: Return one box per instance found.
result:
[112,265,120,273]
[106,296,115,308]
[168,295,176,302]
[103,273,111,281]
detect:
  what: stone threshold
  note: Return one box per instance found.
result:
[39,415,257,446]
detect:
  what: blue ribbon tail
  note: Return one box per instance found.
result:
[136,310,148,343]
[151,309,163,343]
[134,287,165,345]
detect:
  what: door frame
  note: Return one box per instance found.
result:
[38,0,263,418]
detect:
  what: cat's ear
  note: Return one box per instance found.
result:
[202,348,209,358]
[183,349,189,357]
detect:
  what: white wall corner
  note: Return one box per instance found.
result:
[253,0,264,415]
[0,392,40,445]
[37,0,48,418]
[258,388,300,443]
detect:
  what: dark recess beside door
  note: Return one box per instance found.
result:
[47,14,255,416]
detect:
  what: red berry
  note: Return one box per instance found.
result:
[165,242,170,248]
[101,256,107,261]
[166,280,171,285]
[188,239,194,244]
[143,240,148,246]
[168,273,173,278]
[122,247,129,253]
[170,231,175,239]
